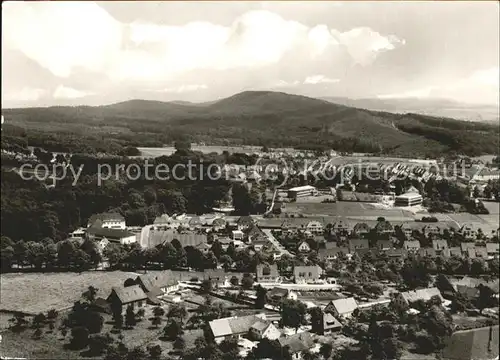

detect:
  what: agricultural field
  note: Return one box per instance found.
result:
[0,271,139,314]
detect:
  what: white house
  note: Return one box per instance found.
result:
[88,212,126,229]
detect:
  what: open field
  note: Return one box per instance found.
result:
[284,201,416,220]
[0,271,139,314]
[482,201,500,215]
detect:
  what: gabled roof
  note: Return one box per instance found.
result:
[404,240,421,249]
[318,247,350,259]
[323,313,342,330]
[108,285,147,304]
[432,240,449,250]
[209,314,264,338]
[418,247,437,257]
[136,271,178,293]
[328,297,358,315]
[400,287,443,304]
[148,231,207,248]
[353,222,371,232]
[278,332,314,354]
[441,326,499,360]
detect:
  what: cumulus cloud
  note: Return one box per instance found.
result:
[3,2,404,85]
[53,85,92,99]
[304,75,340,85]
[3,87,45,102]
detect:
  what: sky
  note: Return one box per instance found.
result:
[2,1,499,108]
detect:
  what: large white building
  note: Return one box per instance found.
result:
[287,185,318,200]
[395,192,423,207]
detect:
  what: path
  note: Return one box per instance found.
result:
[262,229,294,258]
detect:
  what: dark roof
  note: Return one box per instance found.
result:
[256,264,279,278]
[136,270,177,292]
[86,226,135,240]
[267,287,288,298]
[323,313,342,331]
[278,332,314,354]
[237,216,255,226]
[108,285,147,304]
[441,326,499,360]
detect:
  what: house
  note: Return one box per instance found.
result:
[86,226,137,245]
[232,230,244,241]
[135,271,179,302]
[209,314,267,343]
[212,218,227,232]
[459,224,477,240]
[353,222,371,236]
[348,239,369,253]
[294,265,323,283]
[256,264,279,283]
[305,220,324,235]
[386,248,408,260]
[107,285,147,313]
[203,269,227,288]
[461,242,476,253]
[321,313,342,335]
[441,325,499,360]
[452,276,500,295]
[249,321,281,340]
[403,240,421,252]
[423,224,442,237]
[486,243,499,258]
[318,247,350,261]
[324,297,358,318]
[376,240,393,251]
[88,212,126,229]
[247,225,266,242]
[188,216,203,230]
[374,220,394,234]
[237,216,255,231]
[253,238,270,252]
[278,332,315,360]
[297,241,311,253]
[400,223,415,238]
[467,247,488,259]
[266,287,297,306]
[287,185,318,200]
[418,247,437,258]
[442,247,462,258]
[330,220,351,236]
[394,287,444,307]
[432,240,449,252]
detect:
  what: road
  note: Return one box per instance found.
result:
[262,229,294,258]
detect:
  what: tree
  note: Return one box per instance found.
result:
[32,313,47,329]
[308,307,324,334]
[477,284,496,312]
[241,273,254,290]
[152,316,162,329]
[319,343,333,359]
[88,333,113,355]
[173,336,186,351]
[148,344,163,360]
[125,305,136,328]
[220,255,234,271]
[127,346,147,360]
[255,285,267,309]
[167,303,187,322]
[70,326,90,349]
[163,319,184,341]
[230,275,240,287]
[201,279,213,294]
[281,299,307,332]
[82,285,99,304]
[153,306,165,318]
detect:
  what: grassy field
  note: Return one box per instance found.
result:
[0,271,139,314]
[0,302,204,360]
[284,201,416,220]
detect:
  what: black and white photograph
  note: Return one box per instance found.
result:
[1,1,499,359]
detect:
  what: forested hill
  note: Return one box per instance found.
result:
[2,91,499,157]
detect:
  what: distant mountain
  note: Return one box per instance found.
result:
[3,91,499,157]
[321,96,500,123]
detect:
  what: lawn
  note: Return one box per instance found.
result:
[0,271,139,314]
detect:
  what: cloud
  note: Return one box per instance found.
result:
[3,87,45,101]
[53,85,92,99]
[3,3,404,84]
[377,67,499,104]
[303,75,340,85]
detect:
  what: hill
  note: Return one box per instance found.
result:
[2,91,499,157]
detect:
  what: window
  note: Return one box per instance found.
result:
[308,272,312,277]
